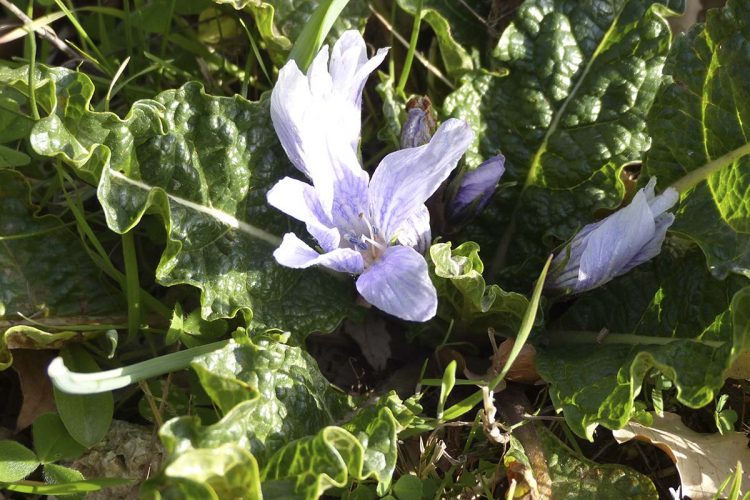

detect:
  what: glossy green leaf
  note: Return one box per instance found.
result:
[32,413,86,463]
[538,246,750,439]
[22,65,356,334]
[262,392,414,498]
[0,440,39,482]
[54,344,114,447]
[161,337,353,462]
[537,426,658,497]
[645,0,750,278]
[0,169,122,370]
[430,241,528,334]
[145,444,262,500]
[157,336,412,497]
[444,0,683,287]
[395,0,494,76]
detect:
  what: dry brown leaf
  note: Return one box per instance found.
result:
[613,412,750,499]
[12,349,56,430]
[491,339,540,383]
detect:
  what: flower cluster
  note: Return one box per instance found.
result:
[267,31,680,322]
[267,31,473,321]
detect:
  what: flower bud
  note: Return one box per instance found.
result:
[446,155,505,224]
[547,177,679,294]
[400,96,437,148]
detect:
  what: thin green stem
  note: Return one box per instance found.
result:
[26,1,40,121]
[396,0,423,96]
[546,330,724,348]
[670,142,750,193]
[121,231,142,342]
[49,339,231,394]
[441,255,552,421]
[56,166,171,319]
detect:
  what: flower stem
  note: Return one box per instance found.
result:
[396,0,423,96]
[670,142,750,193]
[546,330,724,348]
[48,339,231,394]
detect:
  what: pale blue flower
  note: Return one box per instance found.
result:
[446,155,505,223]
[548,177,679,294]
[268,31,474,321]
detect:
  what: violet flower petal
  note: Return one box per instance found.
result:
[369,118,474,238]
[355,246,437,321]
[274,232,364,274]
[394,204,431,255]
[549,178,679,294]
[447,155,505,222]
[266,177,340,252]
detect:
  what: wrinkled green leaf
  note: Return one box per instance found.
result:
[20,64,356,334]
[54,344,114,447]
[0,169,121,369]
[0,440,39,482]
[157,336,413,497]
[262,393,414,498]
[375,72,405,147]
[444,0,683,287]
[0,170,121,320]
[538,246,750,439]
[395,0,495,76]
[430,241,528,334]
[144,444,262,500]
[538,426,657,497]
[161,337,353,461]
[165,303,228,347]
[645,0,750,278]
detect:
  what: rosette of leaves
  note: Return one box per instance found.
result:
[2,65,357,337]
[144,337,419,498]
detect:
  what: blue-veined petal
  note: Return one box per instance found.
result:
[394,204,431,254]
[274,232,364,274]
[329,31,389,153]
[577,189,655,290]
[355,246,437,322]
[266,177,340,252]
[369,119,474,239]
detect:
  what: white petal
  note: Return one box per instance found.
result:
[395,204,431,254]
[266,177,340,252]
[368,119,474,238]
[619,212,675,275]
[274,233,364,274]
[270,34,385,223]
[355,246,437,322]
[329,31,389,152]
